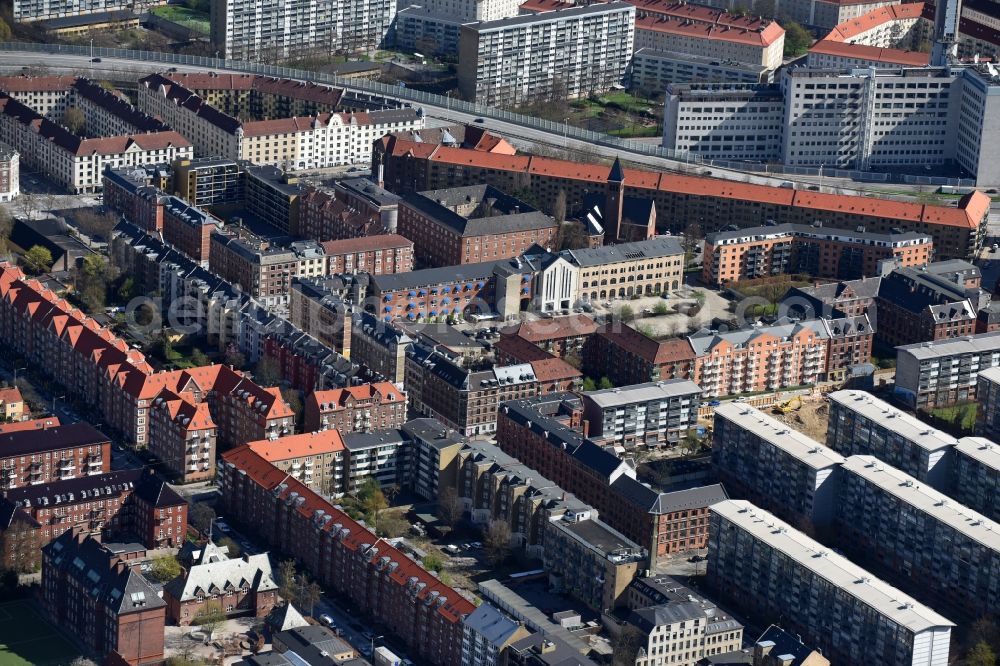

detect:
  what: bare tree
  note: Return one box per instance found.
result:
[552,189,567,224]
[63,107,86,135]
[483,519,512,567]
[437,486,462,527]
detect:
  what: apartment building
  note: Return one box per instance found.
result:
[289,277,353,356]
[173,157,245,208]
[630,2,785,70]
[162,197,221,265]
[43,532,166,666]
[0,423,110,490]
[406,345,539,436]
[341,429,410,492]
[299,179,401,242]
[632,49,772,97]
[584,325,697,387]
[461,604,532,666]
[806,3,930,68]
[399,185,557,267]
[662,84,785,162]
[953,436,1000,523]
[708,500,953,666]
[403,418,466,501]
[501,314,598,359]
[11,0,162,22]
[837,455,1000,621]
[581,380,701,448]
[630,600,743,666]
[0,145,18,203]
[148,391,217,483]
[210,0,396,62]
[712,403,846,528]
[457,3,636,106]
[0,386,24,422]
[827,390,956,489]
[350,313,413,384]
[497,394,728,565]
[209,230,325,308]
[245,165,304,235]
[138,73,423,170]
[978,366,1000,441]
[375,135,992,260]
[260,322,364,392]
[247,431,347,497]
[303,383,408,434]
[894,331,1000,409]
[321,234,414,275]
[218,446,476,666]
[701,223,933,286]
[0,469,186,571]
[395,0,522,54]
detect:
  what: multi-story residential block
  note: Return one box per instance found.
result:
[139,73,423,171]
[583,325,697,388]
[244,165,305,235]
[321,234,414,275]
[164,545,279,625]
[403,418,466,501]
[161,196,221,265]
[497,394,728,565]
[148,391,217,484]
[873,264,984,347]
[978,365,1000,439]
[806,3,930,68]
[173,157,245,208]
[209,230,325,308]
[581,379,701,448]
[246,431,347,497]
[260,319,364,392]
[210,0,396,62]
[837,454,1000,621]
[501,314,598,359]
[953,436,1000,523]
[399,185,557,267]
[289,277,354,356]
[630,599,744,666]
[11,0,163,22]
[894,331,1000,409]
[0,386,24,421]
[631,49,773,97]
[395,0,522,54]
[461,604,532,666]
[0,422,110,489]
[784,275,882,319]
[712,403,846,529]
[827,390,956,489]
[342,428,410,492]
[304,383,408,434]
[457,3,636,106]
[378,130,993,255]
[0,416,60,434]
[0,468,186,571]
[701,223,933,286]
[350,312,414,384]
[631,2,784,70]
[708,499,954,666]
[406,345,539,436]
[218,446,476,666]
[299,179,401,242]
[0,145,19,202]
[42,530,166,666]
[568,236,684,302]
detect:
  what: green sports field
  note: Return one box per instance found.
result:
[0,600,82,665]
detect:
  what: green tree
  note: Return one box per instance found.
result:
[359,478,389,531]
[277,559,299,604]
[581,377,597,392]
[423,552,444,572]
[253,356,282,387]
[76,254,110,313]
[282,388,304,428]
[148,554,183,583]
[618,305,635,322]
[653,301,669,316]
[782,20,813,57]
[598,377,614,390]
[223,349,247,369]
[22,245,53,275]
[483,519,512,567]
[188,502,215,533]
[296,574,322,616]
[152,329,176,362]
[968,642,998,666]
[116,276,135,302]
[0,17,12,41]
[192,601,226,639]
[190,348,210,367]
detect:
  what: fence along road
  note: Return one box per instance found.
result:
[0,42,976,195]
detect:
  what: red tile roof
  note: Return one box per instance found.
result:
[496,334,556,363]
[518,0,575,12]
[247,430,345,461]
[529,357,583,382]
[825,2,926,41]
[320,234,414,255]
[502,314,599,343]
[0,387,22,405]
[0,417,60,434]
[221,445,476,623]
[635,13,784,47]
[307,383,406,412]
[809,39,930,65]
[599,324,697,364]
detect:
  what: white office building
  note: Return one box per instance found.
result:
[709,499,954,666]
[827,390,957,490]
[456,3,636,107]
[711,403,846,527]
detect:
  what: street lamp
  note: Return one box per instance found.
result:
[90,39,94,61]
[563,117,570,149]
[371,634,384,658]
[13,366,25,383]
[52,395,65,413]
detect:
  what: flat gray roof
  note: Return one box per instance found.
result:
[955,437,1000,473]
[715,403,846,470]
[828,390,957,452]
[467,1,633,31]
[897,332,1000,361]
[584,379,701,408]
[712,499,955,633]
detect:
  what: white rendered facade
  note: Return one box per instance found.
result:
[709,499,954,666]
[11,0,162,22]
[456,3,636,106]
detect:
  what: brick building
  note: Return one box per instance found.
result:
[161,196,221,265]
[702,223,933,286]
[398,185,557,267]
[321,234,414,275]
[42,531,166,666]
[164,548,279,626]
[298,179,401,242]
[500,314,598,359]
[373,135,991,260]
[350,312,414,384]
[496,394,727,566]
[218,446,476,666]
[0,422,110,490]
[584,325,697,387]
[148,391,217,483]
[289,277,354,356]
[245,431,347,497]
[304,383,408,434]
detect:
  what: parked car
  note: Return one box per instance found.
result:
[319,614,336,628]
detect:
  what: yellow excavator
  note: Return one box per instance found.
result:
[773,395,803,414]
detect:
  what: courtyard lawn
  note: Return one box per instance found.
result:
[0,600,82,666]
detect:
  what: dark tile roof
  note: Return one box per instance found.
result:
[0,422,108,457]
[651,483,728,514]
[403,185,554,237]
[132,470,186,508]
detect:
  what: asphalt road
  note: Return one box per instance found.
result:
[0,48,965,201]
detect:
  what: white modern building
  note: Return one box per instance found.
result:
[712,403,846,527]
[894,331,1000,410]
[827,390,957,490]
[456,3,636,106]
[210,0,396,62]
[581,379,701,448]
[631,50,773,97]
[662,83,784,162]
[394,0,523,55]
[709,499,954,666]
[11,0,162,22]
[838,455,1000,621]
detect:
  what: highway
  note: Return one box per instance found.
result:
[0,48,934,199]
